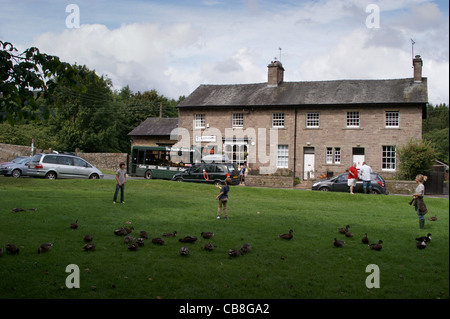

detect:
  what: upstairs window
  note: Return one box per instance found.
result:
[385,111,399,128]
[346,111,360,128]
[272,113,285,128]
[194,114,205,129]
[232,113,244,128]
[277,145,289,168]
[306,112,320,128]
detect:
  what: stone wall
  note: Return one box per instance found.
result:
[0,143,127,172]
[385,180,416,195]
[245,175,293,188]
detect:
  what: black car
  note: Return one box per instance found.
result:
[312,172,388,194]
[172,163,240,186]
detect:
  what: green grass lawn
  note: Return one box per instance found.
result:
[0,177,448,299]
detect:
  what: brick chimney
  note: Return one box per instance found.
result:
[267,60,284,86]
[413,55,423,83]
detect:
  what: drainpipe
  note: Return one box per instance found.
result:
[293,108,298,187]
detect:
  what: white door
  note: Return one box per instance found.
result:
[304,153,315,180]
[352,155,365,170]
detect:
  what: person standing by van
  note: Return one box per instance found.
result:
[216,177,231,219]
[113,162,127,204]
[360,162,373,194]
[347,162,358,194]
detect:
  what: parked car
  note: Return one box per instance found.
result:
[27,153,104,179]
[0,156,32,178]
[312,172,388,194]
[172,163,240,185]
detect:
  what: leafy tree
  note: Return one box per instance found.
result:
[0,41,92,125]
[423,103,449,164]
[397,139,437,180]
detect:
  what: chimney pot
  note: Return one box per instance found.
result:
[267,61,284,86]
[413,55,423,83]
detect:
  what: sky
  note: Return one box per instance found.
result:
[1,0,449,104]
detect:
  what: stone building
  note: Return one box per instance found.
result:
[175,56,428,180]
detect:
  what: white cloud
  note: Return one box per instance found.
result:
[25,0,448,104]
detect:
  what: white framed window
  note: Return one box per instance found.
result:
[194,114,205,129]
[272,113,285,128]
[306,112,320,128]
[382,145,396,170]
[277,145,289,168]
[346,111,360,128]
[232,113,244,128]
[385,111,399,128]
[326,147,341,164]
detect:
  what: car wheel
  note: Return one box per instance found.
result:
[45,171,57,180]
[89,173,99,179]
[319,186,330,192]
[175,177,184,182]
[144,170,153,180]
[12,169,21,178]
[371,189,380,194]
[214,180,223,186]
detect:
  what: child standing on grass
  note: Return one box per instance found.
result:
[113,162,127,204]
[216,177,231,219]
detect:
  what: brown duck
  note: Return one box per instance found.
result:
[369,240,383,251]
[201,232,214,239]
[82,243,96,251]
[203,243,214,251]
[152,237,165,245]
[333,238,345,248]
[361,233,369,244]
[139,231,148,239]
[5,244,20,254]
[38,243,53,254]
[83,234,93,242]
[279,229,293,240]
[70,219,79,229]
[179,236,198,243]
[163,231,177,237]
[338,225,349,234]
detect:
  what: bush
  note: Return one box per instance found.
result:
[397,139,436,180]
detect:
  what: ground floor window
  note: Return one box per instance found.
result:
[326,147,341,164]
[382,145,396,170]
[277,145,289,168]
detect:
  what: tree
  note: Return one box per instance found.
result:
[0,41,93,125]
[423,103,449,164]
[397,139,437,180]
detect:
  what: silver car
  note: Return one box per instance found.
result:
[0,156,31,178]
[27,153,104,179]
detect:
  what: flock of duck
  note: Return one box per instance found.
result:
[333,224,434,250]
[0,209,437,258]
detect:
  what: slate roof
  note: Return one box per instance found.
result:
[128,118,178,136]
[177,78,428,108]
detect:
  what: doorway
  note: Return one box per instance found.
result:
[352,147,365,169]
[303,147,315,180]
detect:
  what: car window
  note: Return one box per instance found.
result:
[190,165,204,173]
[336,175,348,182]
[18,157,30,164]
[227,164,238,175]
[216,164,226,173]
[73,158,88,167]
[58,156,74,166]
[30,154,42,163]
[43,155,58,164]
[204,164,215,173]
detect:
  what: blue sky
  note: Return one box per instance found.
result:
[1,0,449,104]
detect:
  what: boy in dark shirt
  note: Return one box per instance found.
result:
[215,177,231,219]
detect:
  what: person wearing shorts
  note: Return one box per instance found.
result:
[216,177,231,219]
[347,162,358,194]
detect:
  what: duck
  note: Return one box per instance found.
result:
[70,219,79,229]
[333,238,345,248]
[338,225,349,234]
[345,231,354,238]
[83,234,93,242]
[179,236,198,243]
[279,229,294,240]
[5,244,20,254]
[38,243,53,254]
[162,231,177,237]
[369,240,383,251]
[201,232,214,239]
[125,227,134,234]
[240,243,251,254]
[428,215,437,221]
[124,236,135,244]
[228,249,242,257]
[415,233,431,243]
[82,243,96,251]
[136,238,145,247]
[114,227,128,236]
[127,243,139,251]
[152,237,165,245]
[361,233,369,244]
[203,243,214,251]
[139,231,148,239]
[416,240,427,250]
[180,246,189,256]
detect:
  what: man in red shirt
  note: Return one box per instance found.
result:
[347,162,358,194]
